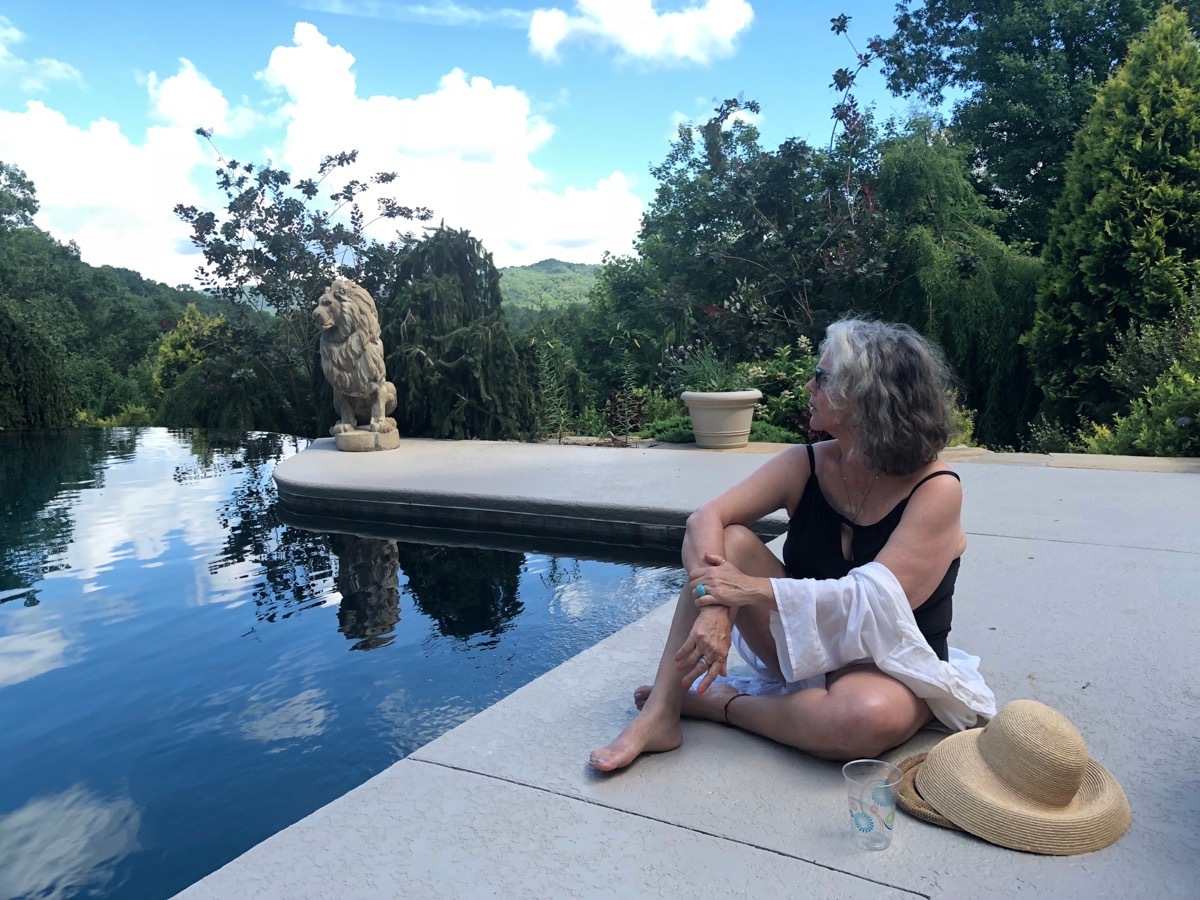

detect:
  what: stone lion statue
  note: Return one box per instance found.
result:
[314,278,398,440]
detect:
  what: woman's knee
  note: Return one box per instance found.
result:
[722,524,759,553]
[722,525,785,576]
[826,692,922,760]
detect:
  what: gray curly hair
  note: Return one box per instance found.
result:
[820,318,958,475]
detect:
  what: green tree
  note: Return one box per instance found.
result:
[571,253,691,393]
[635,96,889,361]
[366,227,536,440]
[1025,5,1200,424]
[877,0,1176,246]
[1079,312,1200,456]
[872,121,1043,446]
[176,138,431,435]
[153,303,229,392]
[0,161,38,229]
[0,296,74,429]
[0,216,171,422]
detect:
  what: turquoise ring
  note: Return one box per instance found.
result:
[695,584,707,597]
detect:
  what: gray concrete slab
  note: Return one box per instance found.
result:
[273,438,792,551]
[181,443,1199,898]
[176,758,920,900]
[403,535,1198,898]
[954,463,1199,553]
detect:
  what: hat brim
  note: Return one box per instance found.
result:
[895,753,960,830]
[915,729,1132,855]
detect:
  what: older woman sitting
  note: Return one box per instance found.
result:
[590,319,994,772]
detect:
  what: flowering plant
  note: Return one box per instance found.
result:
[661,341,755,394]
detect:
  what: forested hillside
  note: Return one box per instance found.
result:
[499,259,598,333]
[0,161,230,429]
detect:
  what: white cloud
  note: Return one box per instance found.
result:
[0,22,643,284]
[0,99,209,284]
[256,23,643,265]
[240,688,331,742]
[299,0,530,27]
[0,16,82,92]
[529,0,754,65]
[0,628,68,688]
[147,58,258,137]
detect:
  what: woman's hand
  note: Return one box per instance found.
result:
[687,553,769,612]
[673,605,732,696]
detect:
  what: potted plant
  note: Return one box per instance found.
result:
[665,343,762,449]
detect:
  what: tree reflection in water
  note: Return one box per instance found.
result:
[395,543,524,642]
[173,431,337,623]
[0,429,139,601]
[172,431,528,644]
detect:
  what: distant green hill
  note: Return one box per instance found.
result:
[498,259,598,312]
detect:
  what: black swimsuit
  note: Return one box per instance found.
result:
[780,443,959,661]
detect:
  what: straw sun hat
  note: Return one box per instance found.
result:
[896,699,1131,855]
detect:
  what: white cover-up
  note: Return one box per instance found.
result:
[727,560,996,731]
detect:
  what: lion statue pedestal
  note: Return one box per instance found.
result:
[314,278,401,452]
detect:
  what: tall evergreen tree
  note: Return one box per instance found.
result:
[367,227,536,440]
[1025,4,1200,423]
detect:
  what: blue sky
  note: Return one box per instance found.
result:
[0,1,926,286]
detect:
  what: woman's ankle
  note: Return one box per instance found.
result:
[722,692,746,725]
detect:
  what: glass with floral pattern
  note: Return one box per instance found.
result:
[842,759,903,850]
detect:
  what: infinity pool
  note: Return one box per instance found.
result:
[0,429,683,899]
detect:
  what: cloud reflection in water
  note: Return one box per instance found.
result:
[0,785,140,900]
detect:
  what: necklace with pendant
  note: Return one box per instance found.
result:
[840,459,880,525]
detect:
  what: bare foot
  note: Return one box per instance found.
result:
[588,708,683,772]
[633,683,740,723]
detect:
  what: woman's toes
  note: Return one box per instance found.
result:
[633,685,653,708]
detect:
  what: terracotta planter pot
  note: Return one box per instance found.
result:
[681,389,763,449]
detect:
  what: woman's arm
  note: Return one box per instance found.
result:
[875,471,967,610]
[689,462,967,615]
[681,443,811,572]
[672,444,811,692]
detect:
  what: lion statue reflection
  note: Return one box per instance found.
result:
[314,278,398,437]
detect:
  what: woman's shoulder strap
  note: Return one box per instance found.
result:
[906,468,960,500]
[806,442,816,470]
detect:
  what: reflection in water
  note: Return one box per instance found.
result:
[240,688,332,744]
[0,428,686,898]
[0,429,138,594]
[0,627,68,689]
[395,544,525,641]
[331,534,401,650]
[195,433,335,621]
[0,785,140,900]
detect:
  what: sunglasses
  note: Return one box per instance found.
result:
[813,365,832,389]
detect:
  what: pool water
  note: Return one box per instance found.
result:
[0,429,684,900]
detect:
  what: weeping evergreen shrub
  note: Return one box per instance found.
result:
[873,121,1043,448]
[368,227,536,440]
[156,355,289,432]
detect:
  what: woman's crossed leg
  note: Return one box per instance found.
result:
[588,525,931,771]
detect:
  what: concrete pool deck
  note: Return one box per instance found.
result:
[180,440,1199,898]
